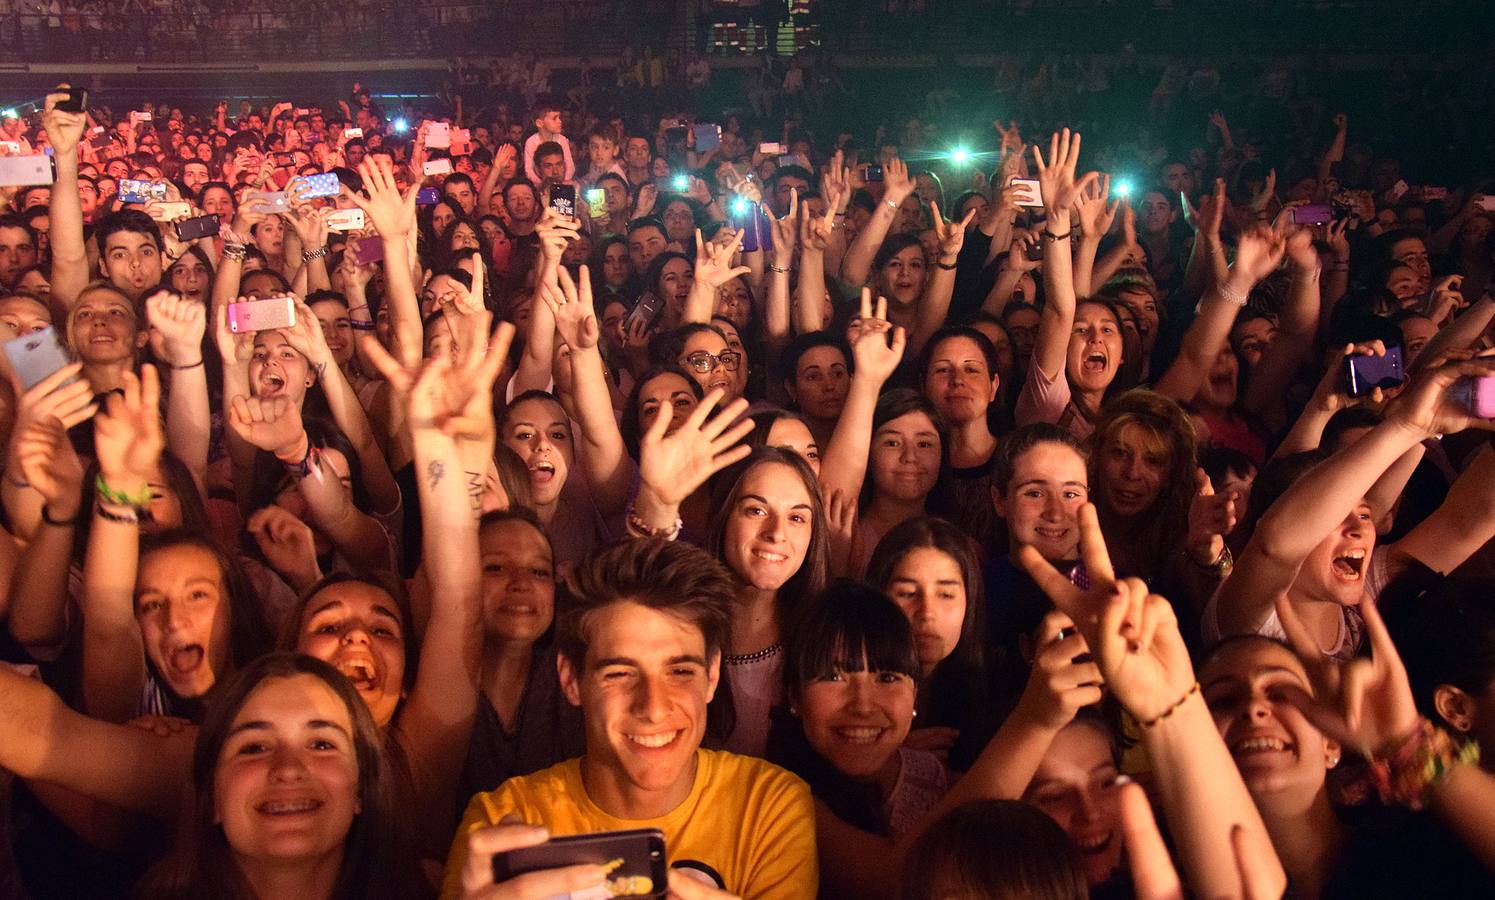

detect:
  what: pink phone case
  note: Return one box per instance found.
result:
[227,297,296,334]
[1474,376,1495,419]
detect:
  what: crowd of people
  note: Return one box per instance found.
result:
[0,54,1492,900]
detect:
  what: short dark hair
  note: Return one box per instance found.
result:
[557,538,735,672]
[990,423,1086,495]
[900,800,1088,900]
[534,140,564,164]
[94,209,164,256]
[780,330,851,386]
[443,172,475,193]
[626,216,668,241]
[916,325,999,382]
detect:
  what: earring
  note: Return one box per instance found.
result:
[788,706,798,716]
[911,709,918,719]
[1327,753,1341,768]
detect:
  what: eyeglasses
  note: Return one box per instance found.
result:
[682,350,742,373]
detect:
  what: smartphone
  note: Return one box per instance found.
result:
[692,122,721,153]
[119,178,168,203]
[248,190,290,212]
[1387,179,1410,203]
[423,159,453,176]
[548,183,576,218]
[731,200,772,254]
[88,128,112,149]
[174,213,219,241]
[450,128,473,156]
[863,164,884,183]
[1451,375,1495,419]
[1419,186,1449,201]
[149,201,192,222]
[227,296,297,334]
[664,126,688,168]
[294,107,310,117]
[758,142,783,155]
[1025,239,1045,263]
[56,86,87,113]
[1291,203,1332,226]
[1343,345,1406,397]
[585,187,607,219]
[3,327,73,391]
[131,110,153,122]
[295,172,341,199]
[273,153,295,167]
[622,292,664,334]
[1,140,25,154]
[342,127,363,139]
[353,237,384,265]
[1010,177,1043,208]
[493,829,666,898]
[0,155,53,188]
[416,186,441,206]
[425,122,451,148]
[326,208,365,232]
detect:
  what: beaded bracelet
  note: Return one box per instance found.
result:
[1216,280,1249,306]
[1369,718,1481,811]
[1139,682,1200,728]
[221,242,248,262]
[95,474,152,509]
[768,263,790,274]
[625,503,682,541]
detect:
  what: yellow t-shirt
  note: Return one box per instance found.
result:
[440,749,817,899]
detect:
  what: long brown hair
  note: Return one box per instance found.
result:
[136,653,427,900]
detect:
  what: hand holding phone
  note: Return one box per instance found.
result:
[493,828,666,899]
[227,297,297,334]
[425,122,451,149]
[3,327,74,391]
[1343,345,1405,397]
[1009,177,1043,208]
[548,184,577,219]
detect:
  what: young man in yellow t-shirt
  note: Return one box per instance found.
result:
[442,538,818,900]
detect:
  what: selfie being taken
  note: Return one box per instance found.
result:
[0,2,1494,897]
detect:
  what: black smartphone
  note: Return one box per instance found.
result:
[1343,345,1405,397]
[864,164,884,183]
[174,213,219,242]
[549,183,576,218]
[493,828,666,899]
[622,292,664,334]
[1025,240,1044,263]
[56,87,87,113]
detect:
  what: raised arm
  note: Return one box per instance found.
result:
[1154,227,1285,402]
[282,298,400,514]
[1392,444,1495,577]
[1072,174,1117,298]
[3,365,98,540]
[6,416,85,655]
[0,664,192,821]
[1178,178,1229,300]
[539,266,633,519]
[795,201,833,336]
[761,202,799,341]
[83,367,165,723]
[41,85,91,315]
[1020,507,1285,899]
[510,211,575,396]
[1217,356,1495,636]
[1242,228,1321,429]
[348,157,422,368]
[818,291,906,508]
[227,395,395,573]
[683,228,751,327]
[840,158,915,287]
[146,291,210,493]
[1030,129,1096,382]
[628,390,753,535]
[909,202,975,356]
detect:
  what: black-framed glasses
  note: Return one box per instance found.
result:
[682,350,741,373]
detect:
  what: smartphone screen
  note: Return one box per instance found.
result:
[548,184,577,219]
[3,326,73,391]
[494,829,666,897]
[1291,203,1331,225]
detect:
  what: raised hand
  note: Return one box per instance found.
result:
[246,504,321,589]
[360,309,513,438]
[1249,168,1277,215]
[693,228,751,290]
[1007,231,1042,273]
[632,183,658,219]
[1427,274,1466,325]
[281,298,334,368]
[1186,468,1239,566]
[9,363,98,438]
[539,265,600,352]
[94,367,164,492]
[1181,177,1226,240]
[492,143,517,176]
[930,201,976,263]
[1016,502,1119,654]
[801,199,834,253]
[847,288,907,384]
[144,290,205,366]
[821,150,850,215]
[1274,592,1418,759]
[227,394,306,458]
[1033,128,1098,221]
[283,203,330,253]
[1013,610,1105,730]
[1384,348,1495,439]
[350,156,418,239]
[767,188,800,261]
[1310,342,1386,413]
[1121,779,1283,900]
[214,300,255,373]
[882,157,916,205]
[639,388,752,507]
[14,416,85,519]
[1075,173,1119,239]
[535,208,581,267]
[1229,227,1287,286]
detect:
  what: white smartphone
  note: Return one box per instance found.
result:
[425,122,451,148]
[423,159,453,176]
[326,208,366,231]
[1009,177,1043,208]
[0,155,55,188]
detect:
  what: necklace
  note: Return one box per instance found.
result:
[724,642,783,664]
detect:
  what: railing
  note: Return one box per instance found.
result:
[0,0,1485,64]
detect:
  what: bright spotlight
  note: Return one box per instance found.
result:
[949,147,971,165]
[393,117,409,134]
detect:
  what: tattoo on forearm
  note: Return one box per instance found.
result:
[313,361,328,382]
[427,459,445,490]
[465,469,484,514]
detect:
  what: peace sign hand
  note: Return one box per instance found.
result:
[539,265,600,352]
[1274,593,1420,759]
[847,288,907,384]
